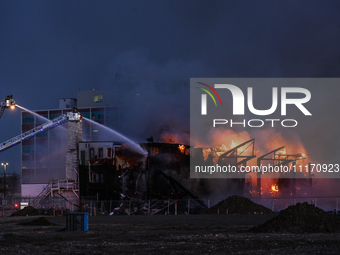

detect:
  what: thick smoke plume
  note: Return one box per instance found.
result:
[104,49,209,144]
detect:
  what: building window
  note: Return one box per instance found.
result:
[49,113,62,120]
[89,148,95,159]
[22,115,34,124]
[36,132,48,138]
[106,148,112,158]
[81,151,86,165]
[94,95,102,103]
[49,129,58,138]
[91,111,104,120]
[36,114,48,124]
[81,112,90,118]
[98,148,103,158]
[22,145,34,154]
[36,144,48,153]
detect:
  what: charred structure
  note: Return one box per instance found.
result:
[78,141,203,206]
[78,142,122,200]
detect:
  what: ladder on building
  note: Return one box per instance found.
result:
[0,114,68,153]
[31,183,52,208]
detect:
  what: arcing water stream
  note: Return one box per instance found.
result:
[16,104,67,131]
[16,104,52,123]
[15,105,146,155]
[83,117,148,155]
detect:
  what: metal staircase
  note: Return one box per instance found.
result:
[31,180,79,209]
[31,183,52,208]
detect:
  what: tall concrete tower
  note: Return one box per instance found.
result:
[65,112,83,181]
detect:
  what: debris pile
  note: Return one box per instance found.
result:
[250,202,340,233]
[18,217,57,226]
[201,195,273,214]
[11,206,40,216]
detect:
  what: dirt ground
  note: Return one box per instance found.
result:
[1,214,340,254]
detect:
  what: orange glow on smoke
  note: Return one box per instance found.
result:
[279,148,286,155]
[271,184,279,193]
[219,144,228,151]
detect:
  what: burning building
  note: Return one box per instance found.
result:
[192,137,313,201]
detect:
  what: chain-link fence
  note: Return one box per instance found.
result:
[1,196,339,217]
[79,198,207,216]
[0,197,207,216]
[0,196,74,216]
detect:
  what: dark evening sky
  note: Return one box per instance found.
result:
[1,0,340,173]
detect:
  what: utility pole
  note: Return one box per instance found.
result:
[1,163,8,199]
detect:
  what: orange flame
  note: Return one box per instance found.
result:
[178,145,185,153]
[271,184,279,193]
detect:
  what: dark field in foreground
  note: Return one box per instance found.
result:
[1,214,340,254]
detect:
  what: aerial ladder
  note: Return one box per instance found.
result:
[0,111,82,153]
[0,95,15,119]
